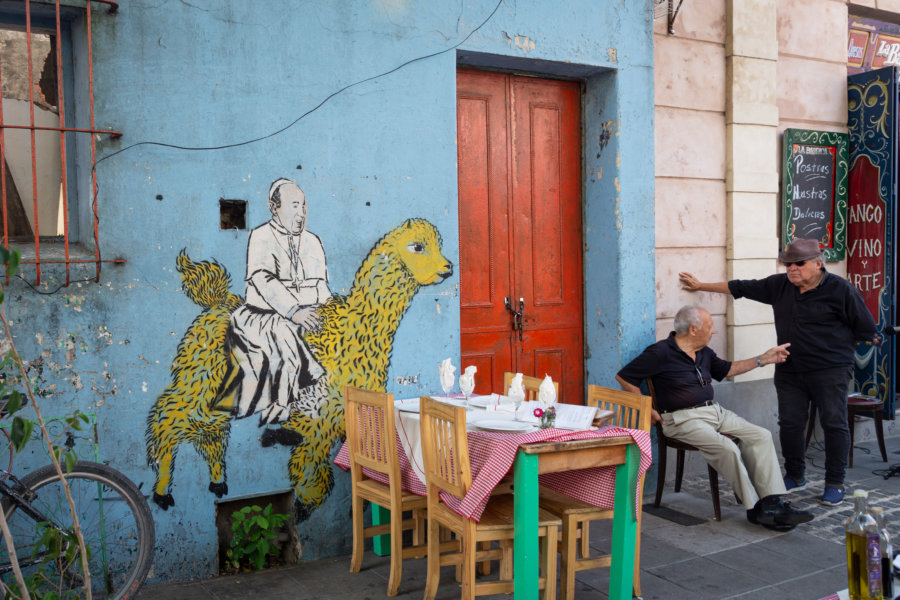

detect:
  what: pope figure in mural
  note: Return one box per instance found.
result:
[229,178,331,433]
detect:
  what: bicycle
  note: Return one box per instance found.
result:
[0,427,155,599]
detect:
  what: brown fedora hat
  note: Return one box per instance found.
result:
[778,238,823,263]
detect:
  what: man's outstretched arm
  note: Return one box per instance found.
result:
[726,343,791,378]
[679,272,730,294]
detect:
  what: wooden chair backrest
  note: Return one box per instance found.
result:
[502,372,560,403]
[419,395,471,499]
[344,386,399,482]
[587,384,652,433]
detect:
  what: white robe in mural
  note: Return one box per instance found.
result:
[230,219,330,425]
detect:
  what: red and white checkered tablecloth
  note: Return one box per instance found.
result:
[334,424,651,522]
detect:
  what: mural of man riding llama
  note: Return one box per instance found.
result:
[145,178,453,521]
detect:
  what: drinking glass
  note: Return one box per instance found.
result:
[459,376,475,409]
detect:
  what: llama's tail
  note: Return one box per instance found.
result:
[176,250,241,310]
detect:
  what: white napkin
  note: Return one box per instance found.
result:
[485,402,516,414]
[507,373,526,405]
[439,358,456,394]
[515,400,543,424]
[459,365,477,395]
[538,374,556,407]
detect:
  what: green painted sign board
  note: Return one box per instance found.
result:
[781,128,849,261]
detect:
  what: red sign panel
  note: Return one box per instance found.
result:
[848,29,870,68]
[847,156,886,319]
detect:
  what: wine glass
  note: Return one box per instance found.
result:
[459,374,475,409]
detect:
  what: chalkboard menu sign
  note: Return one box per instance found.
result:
[781,129,848,261]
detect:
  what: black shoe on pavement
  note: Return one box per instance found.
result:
[754,496,814,528]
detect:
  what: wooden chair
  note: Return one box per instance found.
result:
[418,396,560,600]
[538,384,650,600]
[344,386,427,596]
[503,371,559,402]
[648,378,733,521]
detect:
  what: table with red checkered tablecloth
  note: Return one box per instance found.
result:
[334,422,650,521]
[334,404,650,600]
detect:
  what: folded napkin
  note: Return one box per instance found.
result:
[485,403,517,414]
[507,373,526,405]
[459,365,477,396]
[538,374,556,407]
[439,358,456,394]
[515,401,546,424]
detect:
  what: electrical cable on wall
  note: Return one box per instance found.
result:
[23,0,504,293]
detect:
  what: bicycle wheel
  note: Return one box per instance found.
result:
[1,461,155,600]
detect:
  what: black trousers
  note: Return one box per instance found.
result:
[774,366,853,487]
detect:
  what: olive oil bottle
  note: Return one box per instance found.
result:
[846,489,883,600]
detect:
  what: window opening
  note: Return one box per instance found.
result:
[0,0,121,287]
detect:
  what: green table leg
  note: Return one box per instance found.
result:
[513,451,539,600]
[371,503,391,556]
[609,443,639,600]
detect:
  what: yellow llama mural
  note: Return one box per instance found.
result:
[145,182,452,520]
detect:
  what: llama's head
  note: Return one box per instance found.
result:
[383,219,453,286]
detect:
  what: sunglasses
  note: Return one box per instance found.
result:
[694,366,709,388]
[783,260,807,267]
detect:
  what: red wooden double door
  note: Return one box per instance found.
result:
[457,69,584,404]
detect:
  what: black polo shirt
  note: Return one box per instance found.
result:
[728,271,877,372]
[617,332,731,412]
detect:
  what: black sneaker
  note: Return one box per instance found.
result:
[755,497,814,527]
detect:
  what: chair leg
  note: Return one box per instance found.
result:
[460,523,477,600]
[708,464,721,521]
[579,519,590,560]
[478,541,491,575]
[874,409,888,462]
[849,407,856,468]
[654,444,667,508]
[541,525,558,600]
[413,507,426,546]
[424,518,441,600]
[559,514,578,600]
[674,449,686,492]
[350,491,364,573]
[386,505,403,596]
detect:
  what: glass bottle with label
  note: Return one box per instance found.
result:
[846,489,883,600]
[871,507,894,599]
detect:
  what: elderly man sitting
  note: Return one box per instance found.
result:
[615,305,813,530]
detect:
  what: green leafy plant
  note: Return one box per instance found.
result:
[225,504,289,573]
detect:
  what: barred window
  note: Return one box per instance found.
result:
[0,0,120,287]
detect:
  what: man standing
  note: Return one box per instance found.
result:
[616,305,812,529]
[679,238,878,506]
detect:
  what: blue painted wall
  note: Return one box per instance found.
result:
[4,0,654,583]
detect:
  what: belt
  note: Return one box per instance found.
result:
[659,400,715,414]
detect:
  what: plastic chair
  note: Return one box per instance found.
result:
[538,384,650,600]
[649,378,733,521]
[344,386,427,596]
[418,396,560,600]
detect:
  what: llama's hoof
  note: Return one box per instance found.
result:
[260,427,304,447]
[153,493,174,510]
[209,481,228,498]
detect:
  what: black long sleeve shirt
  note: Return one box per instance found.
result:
[728,271,877,372]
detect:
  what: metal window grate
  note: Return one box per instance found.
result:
[0,0,121,287]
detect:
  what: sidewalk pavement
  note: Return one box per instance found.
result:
[136,437,900,599]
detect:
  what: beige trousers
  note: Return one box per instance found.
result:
[661,404,786,510]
